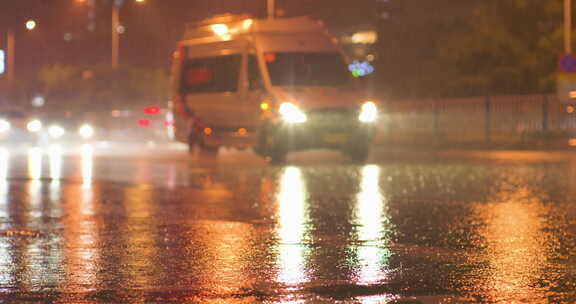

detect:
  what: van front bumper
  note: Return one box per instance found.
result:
[274,121,376,151]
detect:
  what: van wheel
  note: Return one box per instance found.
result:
[187,133,199,154]
[269,148,287,164]
[270,148,288,164]
[268,136,288,164]
[188,132,218,156]
[254,123,273,157]
[199,144,219,156]
[254,131,267,156]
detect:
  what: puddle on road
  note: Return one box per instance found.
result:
[0,148,574,302]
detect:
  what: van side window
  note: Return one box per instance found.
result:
[181,55,241,93]
[248,55,264,90]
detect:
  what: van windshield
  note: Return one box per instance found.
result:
[265,52,350,87]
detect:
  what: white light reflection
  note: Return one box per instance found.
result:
[27,147,43,180]
[48,145,63,203]
[355,165,390,285]
[80,144,95,216]
[0,148,9,216]
[27,147,44,209]
[0,242,15,288]
[166,164,177,189]
[277,167,309,285]
[63,188,100,292]
[49,145,63,180]
[81,144,93,187]
[0,148,8,181]
[0,150,14,290]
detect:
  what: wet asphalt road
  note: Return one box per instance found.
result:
[0,143,576,303]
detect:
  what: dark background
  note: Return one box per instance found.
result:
[0,0,376,74]
[0,1,568,104]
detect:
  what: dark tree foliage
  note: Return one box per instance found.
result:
[376,0,563,98]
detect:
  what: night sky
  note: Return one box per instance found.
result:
[0,0,375,79]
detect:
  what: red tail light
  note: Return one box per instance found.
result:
[144,106,160,115]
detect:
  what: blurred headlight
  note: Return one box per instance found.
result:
[48,125,66,139]
[78,124,95,139]
[359,101,378,123]
[279,102,307,123]
[0,120,10,133]
[27,119,43,133]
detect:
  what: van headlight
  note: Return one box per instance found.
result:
[78,124,95,139]
[0,120,10,133]
[359,101,378,123]
[48,125,66,139]
[27,119,43,133]
[279,102,307,123]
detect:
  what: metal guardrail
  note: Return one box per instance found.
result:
[377,94,573,147]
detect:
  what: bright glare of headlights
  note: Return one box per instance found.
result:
[0,120,10,133]
[27,120,42,133]
[359,101,378,123]
[79,124,95,139]
[48,125,65,138]
[279,102,307,123]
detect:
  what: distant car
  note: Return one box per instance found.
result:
[0,110,43,144]
[40,115,97,143]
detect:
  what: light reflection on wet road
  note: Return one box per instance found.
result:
[0,144,574,303]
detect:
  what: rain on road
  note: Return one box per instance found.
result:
[0,143,575,303]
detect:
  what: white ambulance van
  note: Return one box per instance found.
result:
[171,14,379,162]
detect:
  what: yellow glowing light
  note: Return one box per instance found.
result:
[351,31,377,44]
[569,138,576,146]
[567,105,575,113]
[279,102,307,123]
[0,120,10,133]
[243,19,253,30]
[359,101,378,123]
[27,119,42,133]
[25,20,37,30]
[79,124,95,139]
[571,91,576,99]
[48,125,66,139]
[260,102,270,111]
[211,24,229,36]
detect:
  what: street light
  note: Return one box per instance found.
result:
[5,20,37,83]
[112,0,145,70]
[267,0,275,20]
[25,20,37,31]
[566,0,572,54]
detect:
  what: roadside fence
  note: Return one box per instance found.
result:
[377,94,573,148]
